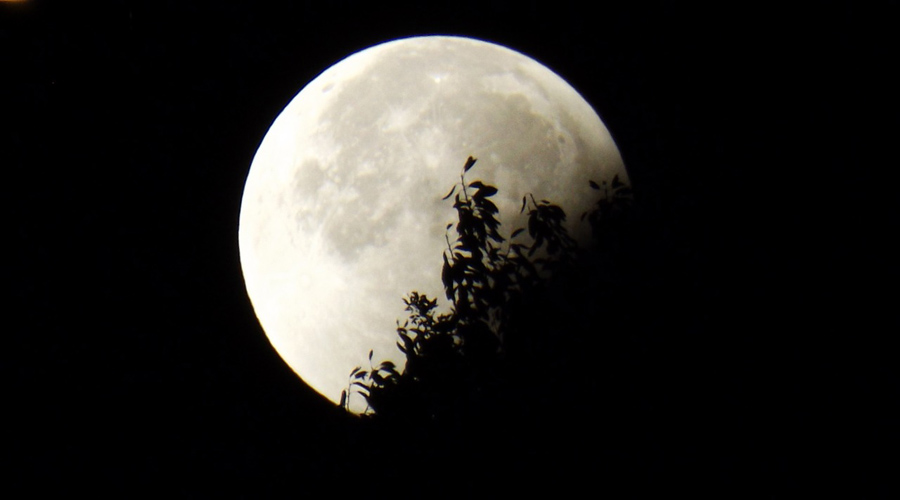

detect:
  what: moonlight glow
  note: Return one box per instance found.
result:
[239,36,626,412]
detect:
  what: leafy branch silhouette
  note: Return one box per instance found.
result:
[343,156,632,421]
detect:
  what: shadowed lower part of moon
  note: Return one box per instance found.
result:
[239,36,626,411]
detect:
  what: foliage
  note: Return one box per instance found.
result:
[584,175,634,250]
[344,156,632,421]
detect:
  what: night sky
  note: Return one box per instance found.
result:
[6,1,897,495]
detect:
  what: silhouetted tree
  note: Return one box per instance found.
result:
[345,156,632,425]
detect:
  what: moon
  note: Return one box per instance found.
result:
[239,36,626,412]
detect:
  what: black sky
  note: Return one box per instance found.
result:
[5,1,898,495]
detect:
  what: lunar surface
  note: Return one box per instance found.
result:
[239,36,626,412]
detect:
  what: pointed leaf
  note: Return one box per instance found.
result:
[463,156,477,172]
[442,253,451,275]
[528,213,538,238]
[589,180,600,190]
[442,184,457,200]
[475,185,498,198]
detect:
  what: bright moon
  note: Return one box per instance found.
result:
[239,36,626,411]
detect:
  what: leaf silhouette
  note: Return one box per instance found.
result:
[463,156,477,172]
[474,185,498,198]
[442,185,456,200]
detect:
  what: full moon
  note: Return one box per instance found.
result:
[239,36,626,412]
